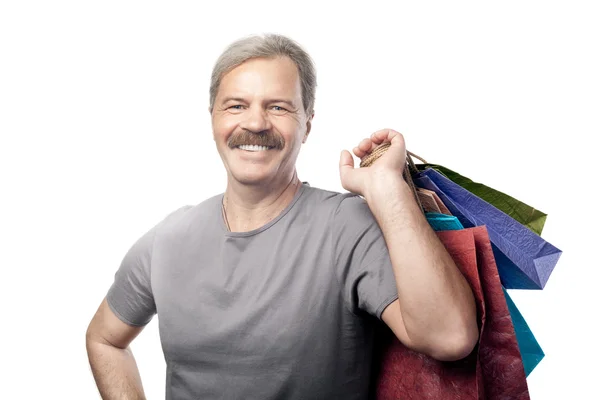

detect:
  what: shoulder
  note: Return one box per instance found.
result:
[155,194,221,238]
[300,185,375,232]
[155,204,194,233]
[334,193,371,219]
[329,192,380,239]
[296,185,355,221]
[299,184,362,213]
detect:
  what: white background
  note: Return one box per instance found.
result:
[1,1,598,398]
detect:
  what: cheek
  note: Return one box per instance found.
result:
[213,115,239,139]
[274,117,303,136]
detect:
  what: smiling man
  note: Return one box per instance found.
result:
[86,34,478,400]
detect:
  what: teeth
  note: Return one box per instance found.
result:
[238,145,272,151]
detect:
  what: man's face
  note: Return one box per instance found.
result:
[211,56,312,186]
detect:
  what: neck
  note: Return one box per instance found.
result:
[222,170,302,233]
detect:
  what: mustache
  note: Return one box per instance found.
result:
[227,130,285,149]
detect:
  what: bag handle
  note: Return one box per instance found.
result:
[359,143,427,213]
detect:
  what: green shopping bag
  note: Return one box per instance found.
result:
[418,163,547,236]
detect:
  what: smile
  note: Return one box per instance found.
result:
[237,145,274,152]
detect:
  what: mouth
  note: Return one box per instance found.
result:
[236,145,275,152]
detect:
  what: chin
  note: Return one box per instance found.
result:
[229,168,274,186]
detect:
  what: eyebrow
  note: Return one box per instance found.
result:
[221,97,297,108]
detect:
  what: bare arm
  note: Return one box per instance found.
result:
[340,129,478,361]
[86,298,147,400]
[369,178,478,361]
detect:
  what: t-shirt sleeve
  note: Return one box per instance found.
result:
[332,194,399,320]
[106,223,158,327]
[105,206,192,327]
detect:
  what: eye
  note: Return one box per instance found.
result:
[271,105,288,113]
[229,105,244,110]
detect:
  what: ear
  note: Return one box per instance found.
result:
[209,107,216,141]
[302,112,314,144]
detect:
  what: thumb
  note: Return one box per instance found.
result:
[339,150,354,171]
[339,150,363,194]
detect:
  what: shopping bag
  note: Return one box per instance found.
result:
[503,288,545,376]
[418,187,452,214]
[417,164,547,235]
[426,213,545,376]
[426,212,464,231]
[373,227,530,399]
[413,168,561,289]
[418,190,442,213]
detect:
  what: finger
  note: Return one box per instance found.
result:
[354,138,373,158]
[358,137,373,151]
[361,137,384,156]
[369,129,393,144]
[387,130,405,148]
[372,129,404,146]
[355,130,405,159]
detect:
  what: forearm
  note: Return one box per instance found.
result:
[86,337,146,400]
[365,177,478,354]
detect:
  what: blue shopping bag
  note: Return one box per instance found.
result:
[416,168,561,289]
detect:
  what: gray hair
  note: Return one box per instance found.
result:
[209,33,317,116]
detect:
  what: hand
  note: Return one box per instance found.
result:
[339,128,407,197]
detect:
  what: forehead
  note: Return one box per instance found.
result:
[218,57,302,100]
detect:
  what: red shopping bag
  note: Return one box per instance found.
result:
[373,226,529,400]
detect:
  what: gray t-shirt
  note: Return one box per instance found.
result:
[106,183,399,399]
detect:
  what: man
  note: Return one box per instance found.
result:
[86,33,478,399]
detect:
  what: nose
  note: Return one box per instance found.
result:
[239,105,272,133]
